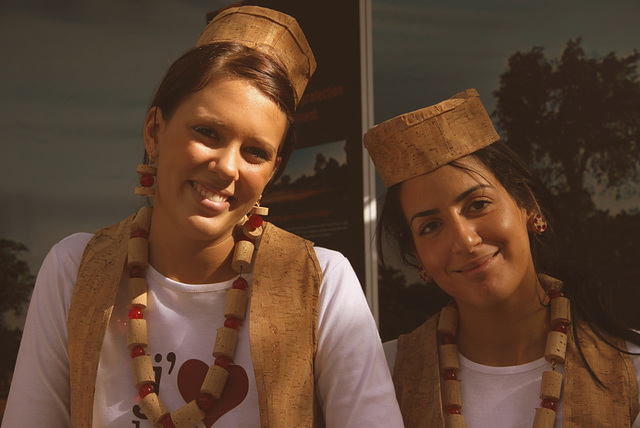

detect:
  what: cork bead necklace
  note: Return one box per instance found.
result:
[125,205,267,428]
[437,286,571,428]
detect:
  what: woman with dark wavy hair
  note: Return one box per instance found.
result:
[365,89,640,427]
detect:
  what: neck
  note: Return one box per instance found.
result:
[455,285,550,366]
[147,215,237,285]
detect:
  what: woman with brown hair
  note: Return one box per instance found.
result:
[3,6,403,427]
[365,89,640,427]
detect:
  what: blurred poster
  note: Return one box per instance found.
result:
[209,0,373,289]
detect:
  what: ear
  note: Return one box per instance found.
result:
[525,211,536,232]
[269,156,283,182]
[522,207,534,228]
[143,106,163,159]
[413,251,424,268]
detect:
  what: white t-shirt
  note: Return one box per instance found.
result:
[3,232,404,428]
[384,336,640,427]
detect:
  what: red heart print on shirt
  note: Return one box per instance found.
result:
[177,359,249,427]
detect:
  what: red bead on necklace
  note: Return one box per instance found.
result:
[435,278,572,428]
[124,206,265,426]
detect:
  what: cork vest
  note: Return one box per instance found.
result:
[67,214,324,427]
[393,313,639,427]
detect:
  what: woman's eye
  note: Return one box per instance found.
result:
[193,126,218,139]
[419,221,440,235]
[469,199,490,212]
[244,146,269,161]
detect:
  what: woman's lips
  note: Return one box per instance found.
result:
[192,182,229,203]
[455,251,498,274]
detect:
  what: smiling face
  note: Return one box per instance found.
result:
[400,156,537,310]
[144,77,287,246]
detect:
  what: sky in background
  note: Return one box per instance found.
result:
[275,140,347,184]
[1,0,639,275]
[372,0,640,120]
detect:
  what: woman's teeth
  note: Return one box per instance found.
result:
[193,183,227,202]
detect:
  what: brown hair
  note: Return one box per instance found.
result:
[147,41,298,183]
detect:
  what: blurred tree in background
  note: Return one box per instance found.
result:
[493,38,640,326]
[0,239,35,401]
[379,38,640,340]
[493,38,640,218]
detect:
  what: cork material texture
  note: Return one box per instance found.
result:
[392,312,639,427]
[68,215,325,426]
[68,213,135,427]
[393,315,444,428]
[563,320,639,427]
[196,5,316,105]
[364,88,500,188]
[250,222,323,427]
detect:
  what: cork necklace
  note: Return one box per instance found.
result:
[436,284,571,428]
[125,204,267,428]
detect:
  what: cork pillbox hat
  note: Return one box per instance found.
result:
[364,89,500,188]
[196,5,317,106]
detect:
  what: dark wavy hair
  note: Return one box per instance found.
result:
[377,140,640,384]
[147,41,298,184]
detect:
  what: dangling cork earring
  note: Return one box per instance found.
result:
[238,198,268,240]
[530,214,548,235]
[135,154,156,197]
[252,197,268,217]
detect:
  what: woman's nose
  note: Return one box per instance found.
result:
[208,146,240,181]
[450,217,481,253]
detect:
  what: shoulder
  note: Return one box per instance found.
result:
[37,232,93,287]
[312,246,350,272]
[399,313,439,344]
[57,232,93,250]
[311,247,367,315]
[382,339,398,374]
[627,339,640,355]
[44,232,94,269]
[263,222,312,247]
[394,314,440,368]
[311,246,361,291]
[46,211,135,268]
[262,224,350,272]
[383,314,441,374]
[626,339,640,380]
[29,233,94,317]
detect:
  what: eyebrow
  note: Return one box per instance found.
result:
[198,115,280,155]
[409,184,492,226]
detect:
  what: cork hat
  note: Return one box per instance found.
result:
[196,5,316,106]
[364,89,500,188]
